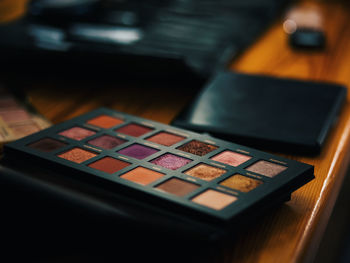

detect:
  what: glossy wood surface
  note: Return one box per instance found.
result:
[6,1,350,262]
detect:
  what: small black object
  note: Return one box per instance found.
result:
[172,71,347,155]
[289,28,326,49]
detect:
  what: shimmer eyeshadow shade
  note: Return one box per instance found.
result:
[220,174,262,192]
[246,160,287,177]
[118,144,158,159]
[146,132,185,146]
[185,164,226,181]
[192,189,237,210]
[177,140,218,156]
[58,148,97,163]
[151,153,192,170]
[28,138,67,152]
[59,127,96,141]
[156,178,199,197]
[88,157,130,174]
[211,150,251,167]
[115,123,153,137]
[5,108,314,235]
[120,167,164,185]
[87,114,123,128]
[88,135,126,149]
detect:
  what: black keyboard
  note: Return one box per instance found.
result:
[0,0,291,81]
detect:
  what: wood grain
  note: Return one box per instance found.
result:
[7,1,350,262]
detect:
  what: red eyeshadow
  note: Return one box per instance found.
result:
[115,123,153,137]
[88,157,130,174]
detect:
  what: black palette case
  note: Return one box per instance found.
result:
[172,71,347,155]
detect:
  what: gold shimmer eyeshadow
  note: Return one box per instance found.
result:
[211,150,252,167]
[246,160,287,177]
[177,140,218,156]
[57,148,97,163]
[185,164,226,181]
[120,167,164,185]
[220,174,262,192]
[192,189,237,210]
[87,114,123,128]
[6,108,314,237]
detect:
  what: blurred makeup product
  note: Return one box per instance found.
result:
[0,85,51,150]
[3,108,314,241]
[283,3,326,49]
[172,71,347,154]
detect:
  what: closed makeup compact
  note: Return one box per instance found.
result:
[172,71,347,155]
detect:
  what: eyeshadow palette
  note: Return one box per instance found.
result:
[3,108,314,237]
[0,85,51,150]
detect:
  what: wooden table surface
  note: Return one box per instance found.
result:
[5,1,350,262]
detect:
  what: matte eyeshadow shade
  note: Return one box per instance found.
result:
[57,148,97,163]
[88,134,126,149]
[59,127,96,141]
[246,160,287,177]
[120,167,164,185]
[192,189,237,210]
[88,157,130,174]
[185,164,226,181]
[150,153,192,170]
[220,174,262,192]
[118,144,159,159]
[211,150,252,167]
[146,132,186,146]
[87,115,124,128]
[28,138,67,152]
[177,140,218,156]
[156,178,199,197]
[115,123,153,137]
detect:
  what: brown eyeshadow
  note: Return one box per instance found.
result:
[87,115,124,129]
[88,157,130,174]
[115,123,153,137]
[246,160,287,177]
[177,140,218,156]
[57,148,97,163]
[185,164,226,181]
[120,167,164,185]
[156,178,199,197]
[192,189,237,210]
[146,132,185,146]
[59,126,96,141]
[220,174,262,192]
[28,138,67,152]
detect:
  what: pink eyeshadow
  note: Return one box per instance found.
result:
[211,150,252,167]
[59,126,96,141]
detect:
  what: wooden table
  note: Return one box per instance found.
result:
[4,1,350,262]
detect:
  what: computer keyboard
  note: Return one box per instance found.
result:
[0,0,291,81]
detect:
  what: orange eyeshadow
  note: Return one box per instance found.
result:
[87,115,123,128]
[120,167,164,185]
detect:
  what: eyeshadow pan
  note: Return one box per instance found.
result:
[146,132,185,146]
[246,160,287,177]
[220,174,262,192]
[88,157,130,174]
[156,178,199,197]
[88,134,126,149]
[150,153,192,170]
[115,123,153,137]
[87,114,123,128]
[59,126,96,141]
[118,144,159,159]
[192,189,237,210]
[211,150,252,167]
[28,138,67,152]
[57,147,97,163]
[120,167,164,185]
[177,140,218,156]
[185,164,226,181]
